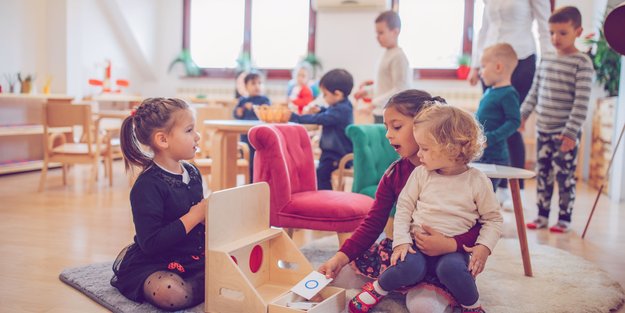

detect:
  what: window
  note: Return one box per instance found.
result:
[184,0,315,78]
[397,0,476,78]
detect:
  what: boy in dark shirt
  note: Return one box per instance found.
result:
[233,72,271,120]
[290,69,354,190]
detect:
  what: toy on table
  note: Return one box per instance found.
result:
[254,105,292,123]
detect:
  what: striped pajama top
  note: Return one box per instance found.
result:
[520,51,594,140]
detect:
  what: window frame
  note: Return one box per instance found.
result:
[183,0,554,80]
[182,0,316,79]
[397,0,554,79]
[394,0,475,79]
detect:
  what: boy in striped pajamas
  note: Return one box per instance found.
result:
[520,6,594,233]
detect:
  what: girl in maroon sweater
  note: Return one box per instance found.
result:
[318,90,482,312]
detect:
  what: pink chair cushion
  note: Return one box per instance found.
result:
[249,124,373,233]
[280,191,373,232]
[285,190,372,220]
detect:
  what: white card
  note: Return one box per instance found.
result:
[290,271,333,300]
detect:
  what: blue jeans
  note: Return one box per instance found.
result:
[377,248,478,306]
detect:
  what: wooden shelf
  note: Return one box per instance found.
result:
[0,94,73,174]
[0,125,43,136]
[0,160,60,175]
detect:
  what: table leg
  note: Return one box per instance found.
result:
[210,131,239,191]
[509,179,533,277]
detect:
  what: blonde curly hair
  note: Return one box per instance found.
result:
[413,105,485,164]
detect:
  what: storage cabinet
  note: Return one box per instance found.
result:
[589,97,616,193]
[0,94,74,174]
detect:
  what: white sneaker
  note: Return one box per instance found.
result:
[496,187,511,205]
[502,189,525,212]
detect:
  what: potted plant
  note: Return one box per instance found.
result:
[456,53,471,80]
[585,30,620,97]
[302,52,323,79]
[168,49,202,77]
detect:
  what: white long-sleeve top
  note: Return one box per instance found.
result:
[471,0,554,67]
[372,46,412,116]
[393,166,503,253]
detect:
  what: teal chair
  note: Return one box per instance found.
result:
[345,124,399,198]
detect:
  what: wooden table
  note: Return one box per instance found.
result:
[204,120,266,191]
[472,163,536,277]
[204,120,318,191]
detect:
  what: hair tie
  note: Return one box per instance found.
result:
[130,108,137,116]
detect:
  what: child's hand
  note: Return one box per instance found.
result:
[318,252,349,279]
[235,107,244,117]
[559,135,576,152]
[189,198,207,222]
[358,80,374,88]
[181,198,207,233]
[390,243,415,266]
[358,102,374,114]
[244,102,253,110]
[518,118,526,132]
[413,224,456,256]
[354,89,369,100]
[468,68,480,86]
[463,244,491,277]
[308,106,321,114]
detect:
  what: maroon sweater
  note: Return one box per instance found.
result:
[339,158,482,261]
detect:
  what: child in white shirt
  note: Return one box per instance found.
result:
[355,10,411,124]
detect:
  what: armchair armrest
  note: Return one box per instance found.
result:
[335,153,354,191]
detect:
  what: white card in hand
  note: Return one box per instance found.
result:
[290,271,333,300]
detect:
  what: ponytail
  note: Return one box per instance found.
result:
[120,115,152,174]
[385,89,447,117]
[119,97,190,175]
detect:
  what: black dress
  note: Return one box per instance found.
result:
[111,162,205,302]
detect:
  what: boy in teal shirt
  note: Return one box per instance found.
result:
[475,43,521,190]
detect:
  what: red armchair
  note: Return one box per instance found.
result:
[248,124,373,234]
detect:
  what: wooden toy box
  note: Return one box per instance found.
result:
[205,183,346,313]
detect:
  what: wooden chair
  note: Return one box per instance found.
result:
[194,103,233,158]
[38,103,113,191]
[192,104,250,184]
[333,153,353,191]
[193,142,251,185]
[249,124,374,245]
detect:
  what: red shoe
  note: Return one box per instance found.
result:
[526,217,548,230]
[549,221,571,233]
[349,281,385,313]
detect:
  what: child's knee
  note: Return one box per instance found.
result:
[435,253,468,278]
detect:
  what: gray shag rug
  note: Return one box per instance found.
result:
[60,238,624,313]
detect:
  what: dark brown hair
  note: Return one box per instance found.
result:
[319,68,354,97]
[549,6,582,28]
[384,89,446,117]
[120,98,189,173]
[375,10,401,30]
[244,72,261,85]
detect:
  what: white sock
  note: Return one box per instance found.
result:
[357,281,388,305]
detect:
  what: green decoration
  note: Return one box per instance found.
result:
[168,49,202,77]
